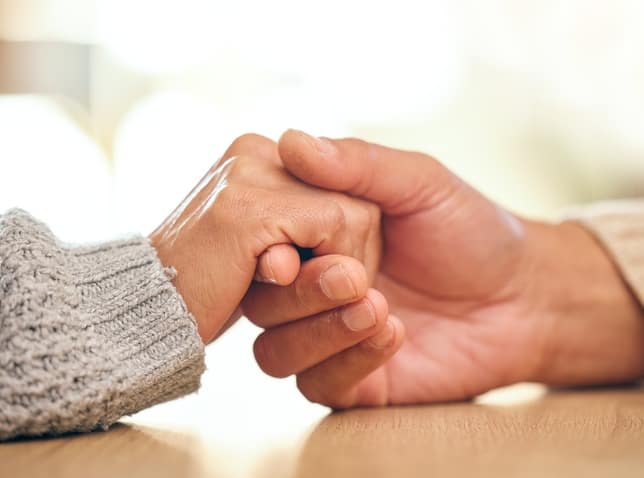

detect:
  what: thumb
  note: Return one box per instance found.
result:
[278,129,457,216]
[254,243,302,286]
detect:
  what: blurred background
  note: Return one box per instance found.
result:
[1,0,643,474]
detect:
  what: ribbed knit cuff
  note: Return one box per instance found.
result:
[565,199,644,306]
[0,209,205,440]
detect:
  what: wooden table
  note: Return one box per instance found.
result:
[2,386,643,478]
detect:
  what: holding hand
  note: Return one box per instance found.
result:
[245,130,644,408]
[150,134,387,345]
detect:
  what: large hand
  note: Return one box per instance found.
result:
[245,130,644,408]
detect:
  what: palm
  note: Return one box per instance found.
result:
[353,187,542,405]
[275,132,550,407]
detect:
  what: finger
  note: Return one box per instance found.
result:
[296,315,405,409]
[254,289,388,378]
[214,184,354,259]
[309,194,377,267]
[255,243,301,285]
[278,129,458,216]
[222,149,380,271]
[177,183,356,339]
[242,254,368,328]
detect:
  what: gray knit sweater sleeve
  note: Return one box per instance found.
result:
[0,209,205,440]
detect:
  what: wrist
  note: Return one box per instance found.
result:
[149,232,209,344]
[527,220,644,385]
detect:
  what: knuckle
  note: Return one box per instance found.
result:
[228,133,267,155]
[323,201,347,235]
[226,155,257,182]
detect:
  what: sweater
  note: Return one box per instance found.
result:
[1,200,644,441]
[0,209,205,440]
[568,199,644,305]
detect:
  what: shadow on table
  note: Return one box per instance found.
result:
[295,387,644,478]
[0,422,209,478]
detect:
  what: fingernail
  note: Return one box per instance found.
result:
[367,321,395,349]
[295,129,336,156]
[320,264,357,301]
[255,251,277,283]
[254,271,277,284]
[315,136,337,156]
[342,300,376,332]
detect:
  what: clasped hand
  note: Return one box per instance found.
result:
[150,130,644,409]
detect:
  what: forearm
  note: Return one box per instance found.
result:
[526,219,644,385]
[0,210,205,440]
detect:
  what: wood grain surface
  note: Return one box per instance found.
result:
[2,386,643,478]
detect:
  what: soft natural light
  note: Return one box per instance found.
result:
[96,0,224,75]
[0,96,112,242]
[112,90,237,235]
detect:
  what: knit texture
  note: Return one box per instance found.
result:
[0,209,205,440]
[570,199,644,306]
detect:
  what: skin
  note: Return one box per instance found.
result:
[149,134,386,346]
[243,130,644,409]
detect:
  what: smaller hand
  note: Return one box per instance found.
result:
[150,134,384,344]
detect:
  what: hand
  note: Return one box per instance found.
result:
[245,129,644,408]
[150,134,385,344]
